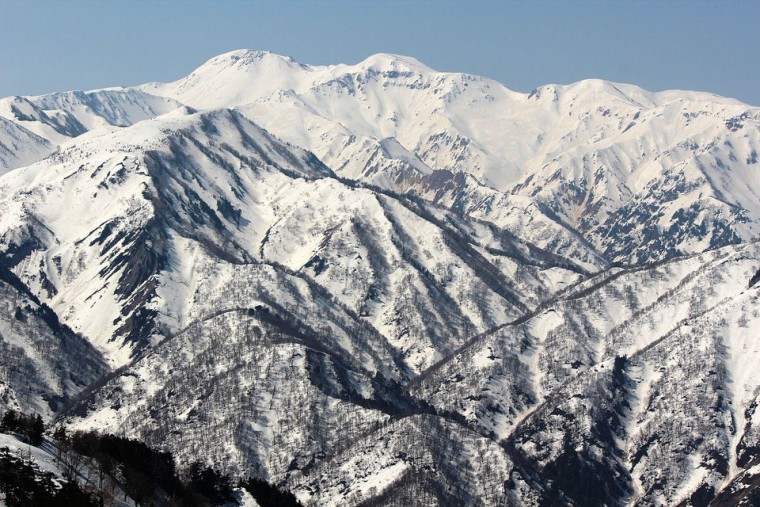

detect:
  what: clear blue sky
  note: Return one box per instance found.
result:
[2,0,759,105]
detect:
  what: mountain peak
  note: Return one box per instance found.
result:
[354,52,431,73]
[201,49,305,70]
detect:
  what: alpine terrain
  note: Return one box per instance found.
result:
[0,50,759,506]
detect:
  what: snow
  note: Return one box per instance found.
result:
[722,285,760,481]
[1,49,759,507]
[527,308,564,340]
[0,434,61,478]
[3,49,758,268]
[229,488,261,507]
[135,49,758,200]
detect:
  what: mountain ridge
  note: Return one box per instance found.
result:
[0,50,758,506]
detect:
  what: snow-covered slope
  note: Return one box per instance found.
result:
[0,89,183,173]
[0,50,758,506]
[60,241,760,506]
[137,49,760,264]
[8,50,758,266]
[0,105,579,373]
[0,266,108,419]
[413,241,760,506]
[0,106,330,364]
[0,116,54,174]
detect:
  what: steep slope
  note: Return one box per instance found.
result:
[288,414,542,506]
[57,218,576,491]
[0,105,581,372]
[412,241,760,506]
[62,297,399,481]
[0,265,108,419]
[0,106,333,365]
[62,241,759,506]
[0,116,53,174]
[0,89,182,173]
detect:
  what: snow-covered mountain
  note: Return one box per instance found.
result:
[140,49,760,265]
[0,105,582,373]
[0,89,181,175]
[0,50,758,506]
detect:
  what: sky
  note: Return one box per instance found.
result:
[1,0,759,106]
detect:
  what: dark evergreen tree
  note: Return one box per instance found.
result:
[52,425,68,443]
[0,447,56,506]
[240,477,303,507]
[49,481,99,507]
[0,410,19,433]
[188,462,234,504]
[27,414,45,446]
